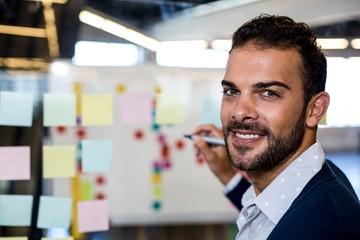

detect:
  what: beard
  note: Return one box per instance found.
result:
[223,107,307,172]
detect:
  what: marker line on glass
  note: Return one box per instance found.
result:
[184,134,225,146]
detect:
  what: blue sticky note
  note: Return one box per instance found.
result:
[201,98,222,127]
[43,93,76,126]
[0,91,33,126]
[0,194,33,226]
[81,140,113,173]
[37,196,72,229]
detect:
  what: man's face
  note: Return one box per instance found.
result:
[221,47,307,172]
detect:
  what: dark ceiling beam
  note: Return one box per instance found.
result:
[57,0,87,59]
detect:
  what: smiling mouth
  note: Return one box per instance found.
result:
[235,133,260,139]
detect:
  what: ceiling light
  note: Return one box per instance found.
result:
[211,39,231,51]
[79,10,160,52]
[0,25,46,38]
[350,39,360,49]
[317,38,349,50]
[26,0,68,4]
[159,40,208,50]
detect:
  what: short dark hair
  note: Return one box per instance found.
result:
[231,14,327,104]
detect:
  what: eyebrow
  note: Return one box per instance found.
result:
[254,81,291,90]
[221,79,291,90]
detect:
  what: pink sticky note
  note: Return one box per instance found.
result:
[121,93,152,123]
[77,200,109,233]
[0,146,30,180]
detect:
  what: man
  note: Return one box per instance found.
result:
[193,14,360,239]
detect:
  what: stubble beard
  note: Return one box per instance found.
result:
[223,108,306,173]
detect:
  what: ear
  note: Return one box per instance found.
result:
[306,92,330,128]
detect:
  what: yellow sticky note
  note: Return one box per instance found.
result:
[43,145,76,179]
[81,94,113,126]
[155,94,185,125]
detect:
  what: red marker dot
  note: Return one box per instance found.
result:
[95,192,106,200]
[175,139,185,150]
[56,126,66,134]
[95,175,106,185]
[134,129,144,140]
[76,128,86,139]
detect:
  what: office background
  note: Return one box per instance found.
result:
[0,0,360,239]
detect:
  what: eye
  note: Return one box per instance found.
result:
[261,90,279,98]
[222,88,240,96]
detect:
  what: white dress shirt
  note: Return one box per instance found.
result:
[235,141,325,240]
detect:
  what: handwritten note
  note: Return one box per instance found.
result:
[77,200,109,233]
[37,196,72,229]
[0,194,33,226]
[43,93,76,126]
[121,93,152,123]
[81,140,113,173]
[155,94,185,124]
[0,146,30,180]
[0,91,33,127]
[81,94,113,126]
[43,145,76,178]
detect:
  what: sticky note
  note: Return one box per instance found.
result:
[43,93,76,126]
[80,179,94,201]
[43,145,76,178]
[77,200,109,233]
[81,140,113,173]
[0,146,30,180]
[155,94,185,124]
[0,237,28,240]
[0,194,33,226]
[37,196,72,229]
[81,94,113,126]
[121,92,152,123]
[201,98,222,127]
[0,91,33,126]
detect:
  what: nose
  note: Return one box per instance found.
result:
[231,94,259,123]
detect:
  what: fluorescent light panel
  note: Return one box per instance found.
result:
[317,38,349,49]
[351,39,360,49]
[79,10,159,51]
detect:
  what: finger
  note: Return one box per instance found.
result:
[193,135,217,162]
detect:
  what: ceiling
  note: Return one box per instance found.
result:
[0,0,360,70]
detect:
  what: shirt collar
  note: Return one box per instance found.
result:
[241,141,325,225]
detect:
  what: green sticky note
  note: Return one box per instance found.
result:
[81,180,94,201]
[43,93,76,126]
[155,94,185,125]
[81,140,113,173]
[81,94,113,126]
[43,145,76,179]
[0,194,33,226]
[0,91,33,126]
[37,196,72,229]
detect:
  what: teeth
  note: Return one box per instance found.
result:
[236,133,260,139]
